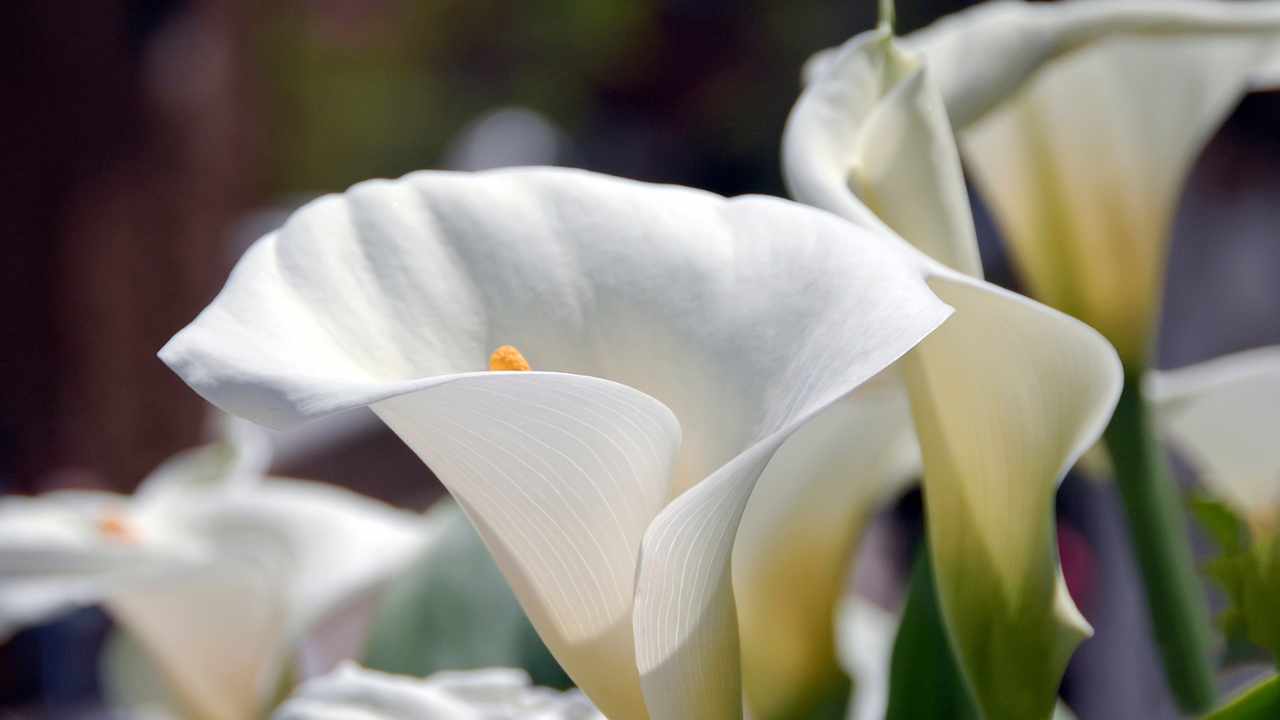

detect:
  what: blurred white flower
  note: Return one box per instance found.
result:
[785,19,1122,720]
[0,426,433,720]
[159,166,960,719]
[274,662,603,720]
[1149,346,1280,534]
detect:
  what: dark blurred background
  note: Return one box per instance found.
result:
[2,0,1277,717]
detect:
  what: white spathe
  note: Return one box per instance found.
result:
[274,662,603,720]
[1148,346,1280,535]
[160,167,955,720]
[905,0,1280,364]
[0,433,432,720]
[785,23,1121,720]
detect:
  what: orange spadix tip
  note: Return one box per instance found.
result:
[488,345,531,372]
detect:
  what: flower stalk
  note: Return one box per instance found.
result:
[1104,370,1215,712]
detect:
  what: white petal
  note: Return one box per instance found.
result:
[1147,346,1280,530]
[160,168,945,496]
[911,0,1280,362]
[835,598,897,720]
[733,374,917,719]
[784,27,982,276]
[901,273,1119,719]
[633,248,944,718]
[176,479,433,640]
[273,663,604,720]
[375,372,681,720]
[161,167,953,718]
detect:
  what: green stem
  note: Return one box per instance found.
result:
[1104,370,1216,712]
[1204,675,1280,720]
[886,546,981,720]
[878,0,895,33]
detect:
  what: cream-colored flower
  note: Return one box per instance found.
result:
[785,21,1121,720]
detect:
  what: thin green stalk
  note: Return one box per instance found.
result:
[886,546,981,720]
[1104,370,1216,712]
[1204,674,1280,720]
[878,0,895,33]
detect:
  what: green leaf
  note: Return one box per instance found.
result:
[1192,496,1280,665]
[362,498,569,688]
[1204,674,1280,720]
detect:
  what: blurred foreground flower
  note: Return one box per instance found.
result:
[1150,347,1280,662]
[0,427,431,720]
[274,662,602,720]
[160,167,960,719]
[785,12,1121,719]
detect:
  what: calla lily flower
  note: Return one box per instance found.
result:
[160,167,958,719]
[0,430,431,720]
[1148,345,1280,532]
[1148,345,1280,660]
[274,662,603,720]
[785,21,1122,720]
[901,0,1280,366]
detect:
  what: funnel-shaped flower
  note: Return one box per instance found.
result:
[785,24,1122,720]
[160,167,953,720]
[0,432,430,720]
[274,662,603,720]
[901,0,1280,365]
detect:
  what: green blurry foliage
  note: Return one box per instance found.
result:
[1192,497,1280,666]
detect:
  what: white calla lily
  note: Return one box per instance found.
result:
[274,662,603,720]
[160,167,954,719]
[0,434,431,720]
[1148,346,1280,534]
[785,23,1121,720]
[903,0,1280,365]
